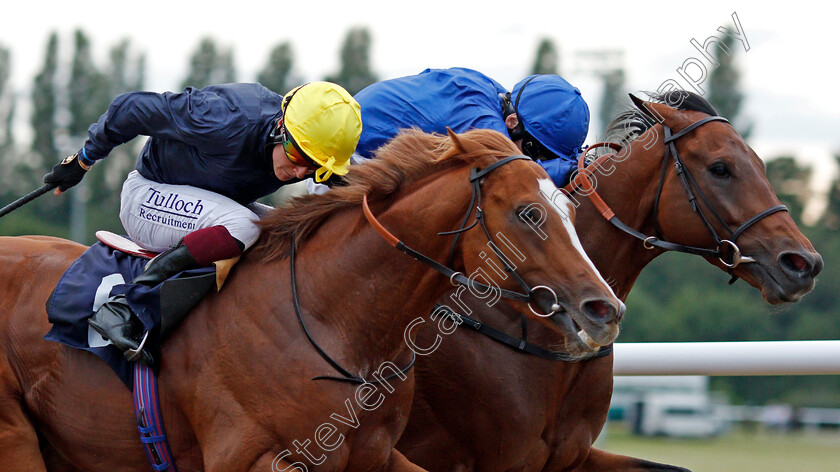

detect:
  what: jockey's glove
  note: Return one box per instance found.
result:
[44,151,91,191]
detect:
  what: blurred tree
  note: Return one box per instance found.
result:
[2,99,11,160]
[707,26,752,139]
[108,39,145,96]
[531,38,559,75]
[0,45,13,158]
[257,42,299,95]
[325,27,377,95]
[621,251,767,344]
[24,31,71,232]
[109,40,129,95]
[181,37,236,89]
[135,54,147,91]
[85,38,149,237]
[818,153,840,230]
[598,68,626,136]
[69,30,110,136]
[67,30,113,242]
[0,43,17,207]
[765,156,812,225]
[31,32,59,177]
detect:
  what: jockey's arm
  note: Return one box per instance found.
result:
[81,88,246,164]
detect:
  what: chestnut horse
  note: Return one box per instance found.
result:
[0,128,622,472]
[396,93,822,471]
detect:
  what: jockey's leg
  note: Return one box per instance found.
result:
[133,224,243,287]
[88,171,259,365]
[88,225,243,364]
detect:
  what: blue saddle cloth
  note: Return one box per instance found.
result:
[44,241,214,388]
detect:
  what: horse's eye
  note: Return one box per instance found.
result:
[518,207,542,225]
[709,162,731,178]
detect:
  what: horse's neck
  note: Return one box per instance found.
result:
[241,179,472,371]
[574,145,667,300]
[313,221,455,358]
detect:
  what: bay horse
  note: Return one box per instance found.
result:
[0,128,623,472]
[396,93,823,471]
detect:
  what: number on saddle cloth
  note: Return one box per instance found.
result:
[44,232,217,388]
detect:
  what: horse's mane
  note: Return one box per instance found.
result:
[250,127,520,262]
[603,90,719,147]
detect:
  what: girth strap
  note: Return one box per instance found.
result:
[133,363,178,472]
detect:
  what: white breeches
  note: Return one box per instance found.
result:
[119,171,260,252]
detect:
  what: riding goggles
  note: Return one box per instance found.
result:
[268,118,319,172]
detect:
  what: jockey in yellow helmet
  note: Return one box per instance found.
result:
[44,81,362,365]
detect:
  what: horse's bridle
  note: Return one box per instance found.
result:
[363,154,562,318]
[568,115,788,275]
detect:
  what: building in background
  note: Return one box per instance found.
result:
[610,376,730,438]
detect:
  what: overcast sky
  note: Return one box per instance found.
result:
[1,1,838,201]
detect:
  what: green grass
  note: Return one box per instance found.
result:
[599,424,840,472]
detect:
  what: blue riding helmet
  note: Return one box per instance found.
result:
[511,75,590,162]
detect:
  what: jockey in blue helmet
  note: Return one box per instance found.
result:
[505,74,590,184]
[349,68,590,188]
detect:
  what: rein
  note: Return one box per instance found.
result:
[362,154,562,318]
[290,237,416,385]
[566,115,787,279]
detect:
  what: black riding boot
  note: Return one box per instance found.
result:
[88,244,199,365]
[133,244,199,287]
[88,294,154,365]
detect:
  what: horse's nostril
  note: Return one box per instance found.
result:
[582,300,617,321]
[787,254,808,271]
[780,252,812,276]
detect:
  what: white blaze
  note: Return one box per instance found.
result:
[537,178,618,300]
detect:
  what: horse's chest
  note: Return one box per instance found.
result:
[269,376,415,472]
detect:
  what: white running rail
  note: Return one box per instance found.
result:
[612,341,840,376]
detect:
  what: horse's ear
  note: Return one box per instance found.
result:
[447,127,461,147]
[628,93,688,128]
[447,127,484,154]
[628,93,652,116]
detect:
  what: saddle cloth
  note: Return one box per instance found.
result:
[44,236,216,388]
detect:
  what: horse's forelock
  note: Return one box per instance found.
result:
[651,90,719,117]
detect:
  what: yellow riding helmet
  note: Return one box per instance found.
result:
[282,81,363,182]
